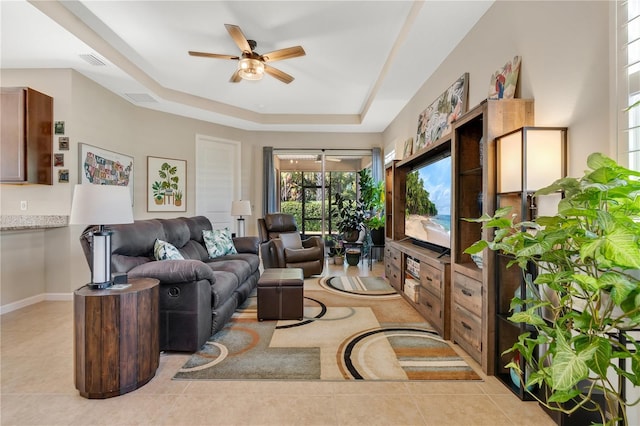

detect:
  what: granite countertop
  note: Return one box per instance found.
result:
[0,215,69,230]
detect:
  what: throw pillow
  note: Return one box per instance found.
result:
[279,232,303,249]
[202,228,238,258]
[154,238,184,261]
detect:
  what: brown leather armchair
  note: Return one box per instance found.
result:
[258,213,324,277]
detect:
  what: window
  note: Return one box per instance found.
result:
[618,0,640,169]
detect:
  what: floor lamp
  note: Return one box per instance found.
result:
[231,200,252,237]
[70,184,134,289]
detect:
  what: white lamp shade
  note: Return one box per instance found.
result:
[231,200,252,217]
[70,184,134,225]
[497,131,522,193]
[497,127,567,193]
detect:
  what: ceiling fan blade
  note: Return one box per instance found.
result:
[264,65,294,84]
[261,46,306,62]
[188,51,239,60]
[229,69,242,83]
[225,24,252,53]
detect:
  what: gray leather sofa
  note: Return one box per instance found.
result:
[79,216,260,352]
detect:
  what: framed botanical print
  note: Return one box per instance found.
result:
[147,156,187,212]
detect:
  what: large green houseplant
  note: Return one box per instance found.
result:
[465,153,640,425]
[333,193,365,242]
[358,168,385,244]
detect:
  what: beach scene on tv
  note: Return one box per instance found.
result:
[405,156,451,249]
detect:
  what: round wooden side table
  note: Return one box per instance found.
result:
[74,277,160,399]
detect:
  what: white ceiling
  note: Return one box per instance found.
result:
[1,0,493,133]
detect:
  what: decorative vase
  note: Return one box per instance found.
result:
[346,248,360,266]
[370,228,385,245]
[344,229,359,242]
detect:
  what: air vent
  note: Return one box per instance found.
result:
[79,53,106,66]
[124,93,158,103]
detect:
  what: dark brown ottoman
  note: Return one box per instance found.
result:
[257,268,304,321]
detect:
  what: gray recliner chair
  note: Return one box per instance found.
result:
[258,213,324,277]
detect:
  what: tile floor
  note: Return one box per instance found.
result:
[1,259,556,425]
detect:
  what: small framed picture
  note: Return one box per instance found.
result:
[58,137,69,150]
[403,137,413,159]
[54,121,65,135]
[54,153,64,167]
[58,169,69,183]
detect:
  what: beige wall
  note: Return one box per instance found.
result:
[0,1,614,308]
[383,1,612,176]
[0,70,380,306]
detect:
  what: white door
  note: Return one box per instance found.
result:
[195,135,241,232]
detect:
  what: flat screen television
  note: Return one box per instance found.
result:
[404,153,451,253]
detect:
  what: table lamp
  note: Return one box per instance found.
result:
[70,184,134,289]
[231,200,252,237]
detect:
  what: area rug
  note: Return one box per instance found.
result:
[173,276,481,381]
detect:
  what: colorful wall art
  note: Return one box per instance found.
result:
[415,73,469,153]
[78,143,134,202]
[147,156,186,212]
[488,56,521,100]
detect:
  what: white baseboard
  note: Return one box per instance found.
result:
[0,292,73,315]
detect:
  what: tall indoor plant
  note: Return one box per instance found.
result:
[465,153,640,425]
[358,168,385,244]
[333,193,365,242]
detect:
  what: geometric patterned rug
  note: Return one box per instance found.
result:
[173,276,481,381]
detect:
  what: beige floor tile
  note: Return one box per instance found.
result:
[330,380,410,395]
[405,380,485,395]
[0,394,92,426]
[490,394,557,425]
[476,375,516,395]
[414,394,511,426]
[334,394,425,425]
[67,394,178,425]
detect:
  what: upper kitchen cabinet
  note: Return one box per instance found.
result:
[1,87,53,184]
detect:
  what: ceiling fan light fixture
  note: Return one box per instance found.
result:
[238,58,264,80]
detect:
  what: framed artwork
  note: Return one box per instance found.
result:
[415,73,469,153]
[58,137,69,150]
[488,55,521,100]
[147,156,186,212]
[54,121,65,135]
[58,169,69,183]
[78,143,134,202]
[403,137,413,159]
[54,153,64,167]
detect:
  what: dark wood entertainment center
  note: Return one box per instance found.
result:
[385,98,534,375]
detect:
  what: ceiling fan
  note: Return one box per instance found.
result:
[315,155,341,162]
[188,24,305,84]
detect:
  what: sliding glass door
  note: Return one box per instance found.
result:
[273,149,373,239]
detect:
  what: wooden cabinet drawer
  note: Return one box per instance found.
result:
[385,263,401,291]
[452,304,482,362]
[385,246,401,270]
[452,273,482,318]
[418,286,442,333]
[420,262,442,298]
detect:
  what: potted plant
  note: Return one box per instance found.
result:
[174,189,183,207]
[464,153,640,425]
[358,168,386,244]
[334,241,345,265]
[345,247,361,266]
[158,162,179,199]
[333,193,365,242]
[152,181,164,205]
